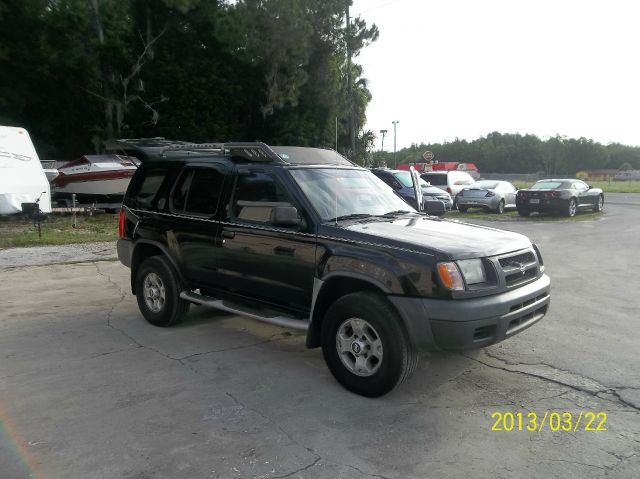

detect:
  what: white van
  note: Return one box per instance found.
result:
[0,126,52,215]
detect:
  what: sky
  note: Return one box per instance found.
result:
[351,0,640,151]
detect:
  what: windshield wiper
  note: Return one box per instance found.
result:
[326,213,373,223]
[379,209,413,217]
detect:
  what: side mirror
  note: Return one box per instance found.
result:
[270,206,302,228]
[424,200,446,217]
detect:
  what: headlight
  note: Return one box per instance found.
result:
[437,262,464,291]
[457,258,486,285]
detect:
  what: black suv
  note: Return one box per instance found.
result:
[117,142,551,397]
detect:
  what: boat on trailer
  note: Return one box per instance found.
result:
[51,154,139,203]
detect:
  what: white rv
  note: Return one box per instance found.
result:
[0,126,52,215]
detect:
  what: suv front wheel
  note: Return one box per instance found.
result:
[135,256,190,327]
[321,292,418,397]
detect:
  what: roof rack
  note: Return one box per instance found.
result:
[107,138,285,163]
[223,142,283,163]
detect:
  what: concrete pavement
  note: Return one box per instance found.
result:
[0,197,638,478]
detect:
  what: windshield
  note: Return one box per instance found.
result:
[394,171,430,188]
[531,181,563,190]
[290,168,415,221]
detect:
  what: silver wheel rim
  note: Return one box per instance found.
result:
[569,200,576,216]
[143,272,166,313]
[498,201,504,213]
[336,318,383,377]
[598,196,603,211]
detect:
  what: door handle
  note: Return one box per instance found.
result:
[221,230,235,239]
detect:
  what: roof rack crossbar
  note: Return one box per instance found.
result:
[160,143,225,156]
[224,142,284,163]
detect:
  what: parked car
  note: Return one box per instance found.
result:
[457,180,518,214]
[516,179,604,217]
[420,170,475,207]
[118,142,550,397]
[371,168,453,212]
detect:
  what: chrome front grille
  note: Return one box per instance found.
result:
[496,249,539,288]
[499,252,535,268]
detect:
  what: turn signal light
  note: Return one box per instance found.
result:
[437,262,464,291]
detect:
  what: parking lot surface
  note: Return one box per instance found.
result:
[1,194,639,478]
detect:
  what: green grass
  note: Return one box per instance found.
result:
[447,209,602,222]
[513,180,640,193]
[0,212,119,248]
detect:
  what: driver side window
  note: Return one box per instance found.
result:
[231,172,294,224]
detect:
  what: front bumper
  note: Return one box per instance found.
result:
[388,274,550,351]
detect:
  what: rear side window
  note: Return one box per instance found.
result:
[422,174,447,185]
[170,167,226,216]
[128,168,168,208]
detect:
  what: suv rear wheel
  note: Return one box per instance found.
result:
[135,256,189,327]
[321,292,417,397]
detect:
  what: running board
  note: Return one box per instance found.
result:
[180,291,309,331]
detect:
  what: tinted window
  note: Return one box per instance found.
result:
[170,167,225,215]
[421,173,447,185]
[186,169,225,215]
[129,168,167,208]
[171,170,191,212]
[232,172,292,223]
[531,181,563,190]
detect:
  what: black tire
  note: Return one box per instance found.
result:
[518,209,530,217]
[495,200,505,214]
[321,292,417,397]
[593,195,604,213]
[135,256,189,327]
[458,206,468,213]
[566,198,577,217]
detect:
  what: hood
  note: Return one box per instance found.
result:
[336,215,531,260]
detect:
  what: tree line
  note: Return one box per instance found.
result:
[370,132,640,175]
[0,0,377,162]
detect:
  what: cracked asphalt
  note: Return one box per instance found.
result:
[1,193,639,478]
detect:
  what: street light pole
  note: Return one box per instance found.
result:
[379,129,387,152]
[392,121,399,167]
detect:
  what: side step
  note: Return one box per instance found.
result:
[180,291,309,331]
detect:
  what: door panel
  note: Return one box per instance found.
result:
[169,162,230,287]
[215,170,316,313]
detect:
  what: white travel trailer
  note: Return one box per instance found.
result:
[0,126,52,215]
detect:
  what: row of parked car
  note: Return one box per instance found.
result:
[371,168,605,218]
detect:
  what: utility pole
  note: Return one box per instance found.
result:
[379,129,387,152]
[392,120,399,167]
[346,5,356,162]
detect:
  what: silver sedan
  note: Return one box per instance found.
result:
[457,180,517,214]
